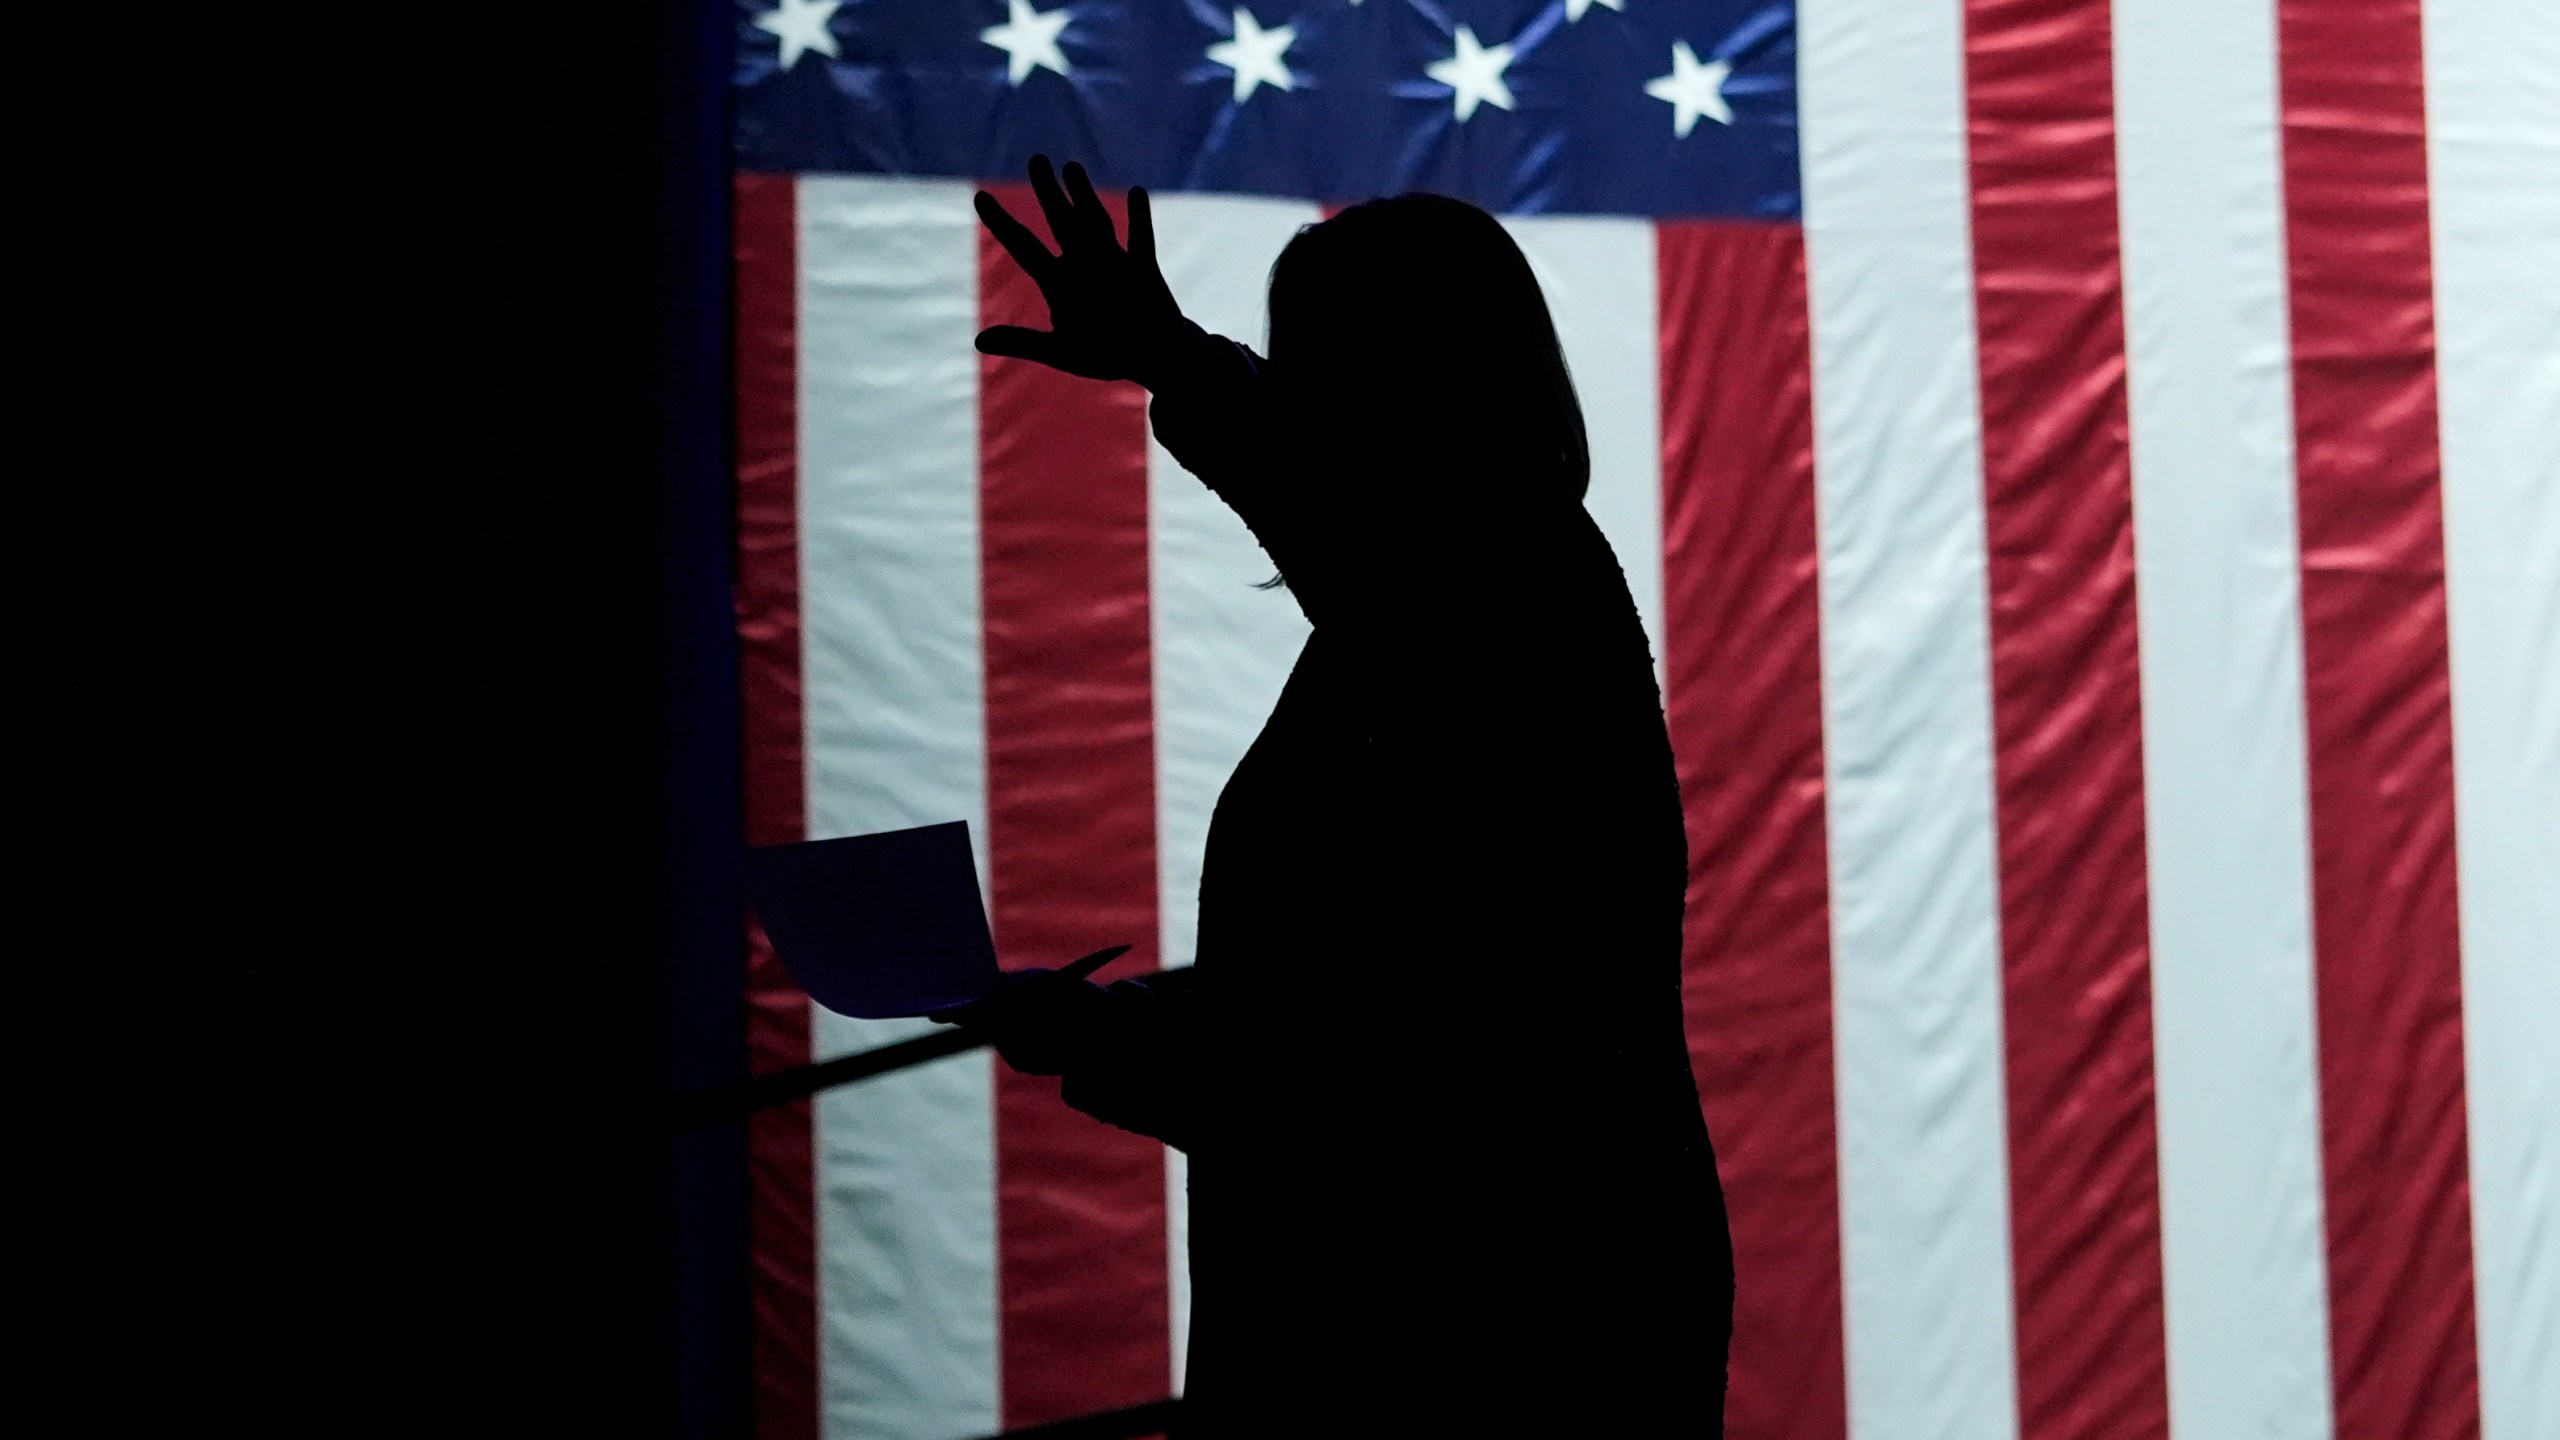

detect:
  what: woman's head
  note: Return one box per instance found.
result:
[1265,194,1589,508]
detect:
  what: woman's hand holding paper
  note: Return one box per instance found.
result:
[930,944,1131,1076]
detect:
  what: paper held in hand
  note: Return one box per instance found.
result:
[741,820,1001,1019]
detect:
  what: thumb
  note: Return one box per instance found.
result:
[976,325,1068,367]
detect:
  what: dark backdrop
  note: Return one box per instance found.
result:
[454,0,749,1433]
[45,3,745,1435]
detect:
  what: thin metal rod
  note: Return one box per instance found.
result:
[669,1027,989,1129]
[967,1398,1184,1440]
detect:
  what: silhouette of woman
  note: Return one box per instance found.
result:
[958,156,1733,1435]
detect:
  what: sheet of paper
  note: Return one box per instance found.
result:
[740,820,1000,1019]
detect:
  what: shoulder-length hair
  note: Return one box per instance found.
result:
[1264,193,1591,508]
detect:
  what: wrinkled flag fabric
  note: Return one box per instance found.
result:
[729,2,2557,1438]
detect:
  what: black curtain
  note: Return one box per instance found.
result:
[71,7,749,1432]
[454,1,748,1433]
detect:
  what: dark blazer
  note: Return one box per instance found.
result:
[1060,332,1734,1436]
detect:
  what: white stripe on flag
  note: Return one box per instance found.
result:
[1145,191,1320,1392]
[2424,4,2560,1436]
[1797,4,2021,1439]
[1505,215,1669,668]
[2113,0,2339,1433]
[798,174,1001,1440]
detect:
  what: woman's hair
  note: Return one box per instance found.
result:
[1264,193,1591,507]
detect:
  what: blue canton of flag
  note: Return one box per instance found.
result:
[736,0,1799,217]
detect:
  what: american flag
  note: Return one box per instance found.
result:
[728,1,2555,1437]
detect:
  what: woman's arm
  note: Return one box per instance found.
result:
[936,963,1202,1150]
[1058,968,1201,1150]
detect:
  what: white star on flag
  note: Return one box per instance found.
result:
[1427,25,1516,123]
[1645,41,1733,137]
[982,0,1073,86]
[1566,0,1625,21]
[1207,9,1296,104]
[754,0,842,70]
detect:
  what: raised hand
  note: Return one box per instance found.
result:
[975,155,1187,388]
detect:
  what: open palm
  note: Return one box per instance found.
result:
[975,155,1186,388]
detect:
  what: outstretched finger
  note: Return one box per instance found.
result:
[1027,154,1078,250]
[975,191,1056,281]
[975,324,1068,368]
[1060,160,1119,249]
[1127,185,1158,270]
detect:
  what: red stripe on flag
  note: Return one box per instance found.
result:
[1659,220,1846,1440]
[977,183,1174,1426]
[2274,5,2481,1436]
[1959,3,2171,1436]
[734,172,818,1440]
